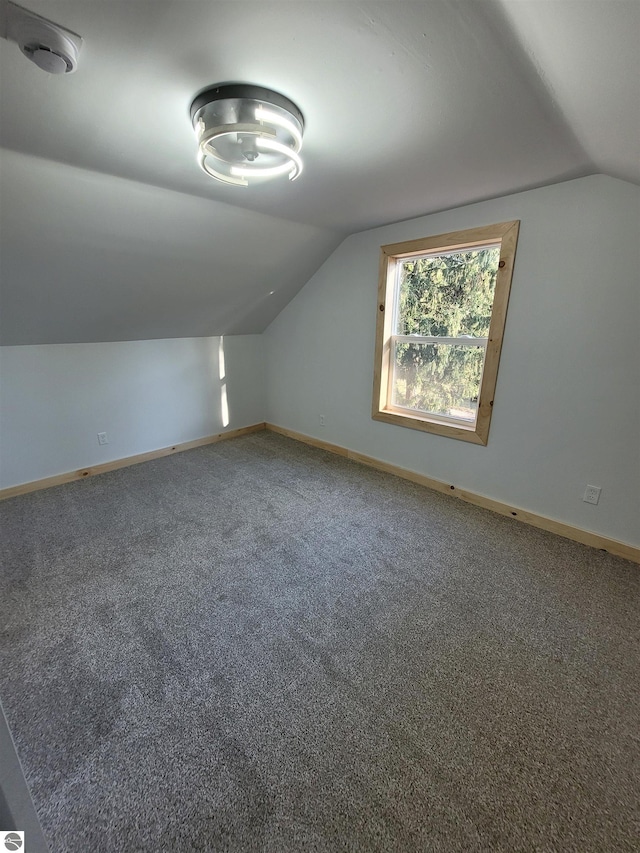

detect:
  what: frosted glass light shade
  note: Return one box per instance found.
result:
[190,84,304,187]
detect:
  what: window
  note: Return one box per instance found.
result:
[372,220,519,445]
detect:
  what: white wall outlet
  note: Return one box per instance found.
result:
[319,414,326,426]
[97,431,109,446]
[583,485,601,505]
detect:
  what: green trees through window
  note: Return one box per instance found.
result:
[373,221,519,444]
[393,247,500,421]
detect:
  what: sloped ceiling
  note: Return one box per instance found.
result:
[1,0,638,345]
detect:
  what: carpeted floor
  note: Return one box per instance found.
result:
[0,431,638,852]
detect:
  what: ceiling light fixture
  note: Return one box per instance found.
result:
[190,84,305,187]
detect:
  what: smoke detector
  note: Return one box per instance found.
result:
[3,1,82,74]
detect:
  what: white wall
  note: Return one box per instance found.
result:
[0,335,265,489]
[265,176,640,547]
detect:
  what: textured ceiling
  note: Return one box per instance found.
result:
[1,0,638,344]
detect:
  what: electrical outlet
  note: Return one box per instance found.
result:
[583,485,601,505]
[97,432,109,446]
[319,414,326,426]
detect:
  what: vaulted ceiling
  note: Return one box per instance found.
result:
[1,1,638,345]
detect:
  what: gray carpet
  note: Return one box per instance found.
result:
[0,431,638,852]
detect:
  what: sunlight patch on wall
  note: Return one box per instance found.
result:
[220,384,229,428]
[218,336,226,381]
[219,336,230,427]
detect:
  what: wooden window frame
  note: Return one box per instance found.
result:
[372,220,520,445]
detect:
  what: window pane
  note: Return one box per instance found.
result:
[391,341,485,423]
[396,246,500,338]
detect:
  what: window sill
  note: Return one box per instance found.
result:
[372,406,488,445]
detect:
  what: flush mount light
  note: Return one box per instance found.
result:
[190,84,305,187]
